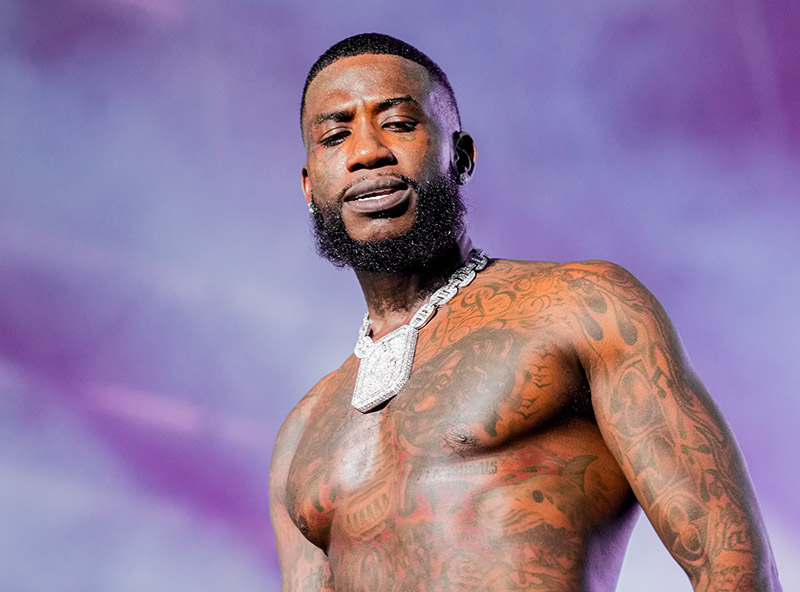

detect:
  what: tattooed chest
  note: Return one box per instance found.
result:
[286,327,591,549]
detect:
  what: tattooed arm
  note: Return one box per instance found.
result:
[568,261,781,592]
[269,394,335,592]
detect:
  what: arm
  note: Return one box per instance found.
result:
[568,261,780,592]
[269,395,335,592]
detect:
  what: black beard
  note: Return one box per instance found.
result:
[310,172,467,273]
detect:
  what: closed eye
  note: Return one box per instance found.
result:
[319,130,350,147]
[383,120,418,132]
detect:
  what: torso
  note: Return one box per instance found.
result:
[285,259,640,591]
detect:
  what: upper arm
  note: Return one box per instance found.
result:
[269,395,335,592]
[566,261,779,591]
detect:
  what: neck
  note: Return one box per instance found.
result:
[354,232,474,339]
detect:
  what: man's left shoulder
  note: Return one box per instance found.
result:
[499,258,667,336]
[551,259,643,286]
[547,260,678,356]
[490,258,651,303]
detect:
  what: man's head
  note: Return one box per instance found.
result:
[300,33,461,134]
[299,33,476,273]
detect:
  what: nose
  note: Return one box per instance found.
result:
[345,123,396,172]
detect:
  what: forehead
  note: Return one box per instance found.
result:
[303,54,437,126]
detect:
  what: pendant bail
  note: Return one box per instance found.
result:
[351,249,488,412]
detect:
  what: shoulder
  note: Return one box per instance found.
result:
[551,260,654,308]
[485,257,641,286]
[487,258,671,349]
[268,370,341,499]
[272,369,342,456]
[483,258,654,309]
[546,260,682,364]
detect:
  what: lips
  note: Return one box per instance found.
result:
[342,177,413,215]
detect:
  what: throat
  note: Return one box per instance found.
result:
[356,239,474,335]
[358,271,446,336]
[351,248,488,414]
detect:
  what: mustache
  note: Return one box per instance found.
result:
[336,172,420,204]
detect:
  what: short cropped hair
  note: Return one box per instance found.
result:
[300,32,461,130]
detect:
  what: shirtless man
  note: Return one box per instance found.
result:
[268,33,781,591]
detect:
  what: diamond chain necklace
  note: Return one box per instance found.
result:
[351,249,488,413]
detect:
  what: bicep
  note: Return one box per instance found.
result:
[569,262,774,588]
[591,347,757,569]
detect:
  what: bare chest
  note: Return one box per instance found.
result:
[286,324,592,548]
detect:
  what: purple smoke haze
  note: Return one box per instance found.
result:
[1,1,798,589]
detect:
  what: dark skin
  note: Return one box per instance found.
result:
[269,54,782,591]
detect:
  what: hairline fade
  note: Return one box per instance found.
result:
[300,32,461,132]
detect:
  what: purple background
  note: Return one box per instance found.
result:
[1,1,798,590]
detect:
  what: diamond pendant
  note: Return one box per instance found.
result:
[350,249,488,413]
[351,325,418,413]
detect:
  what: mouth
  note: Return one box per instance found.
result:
[342,177,414,215]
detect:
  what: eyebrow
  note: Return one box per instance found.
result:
[312,95,420,127]
[313,109,352,126]
[375,95,419,112]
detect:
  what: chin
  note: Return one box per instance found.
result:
[311,172,466,273]
[340,200,418,243]
[345,218,417,244]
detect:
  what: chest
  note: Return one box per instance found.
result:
[286,325,589,547]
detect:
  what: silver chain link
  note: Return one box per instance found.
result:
[355,249,488,357]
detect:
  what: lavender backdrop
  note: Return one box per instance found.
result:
[1,1,798,590]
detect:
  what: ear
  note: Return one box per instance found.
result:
[453,131,476,185]
[301,165,313,205]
